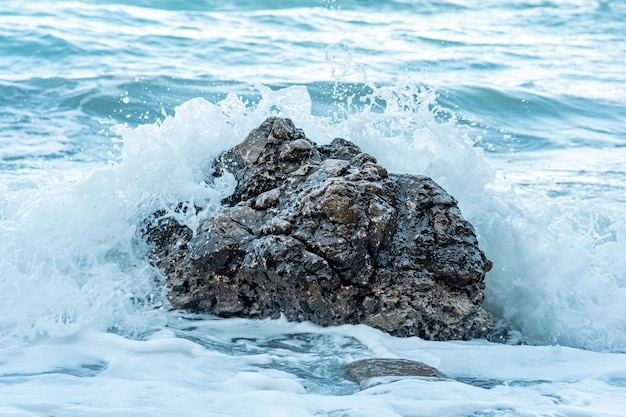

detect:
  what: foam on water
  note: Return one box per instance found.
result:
[1,316,626,416]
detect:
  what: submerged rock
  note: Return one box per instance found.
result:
[146,117,493,340]
[344,358,448,387]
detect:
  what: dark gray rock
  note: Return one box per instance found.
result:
[146,117,493,340]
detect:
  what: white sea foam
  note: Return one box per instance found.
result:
[1,316,626,416]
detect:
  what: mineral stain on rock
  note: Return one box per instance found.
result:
[146,117,493,340]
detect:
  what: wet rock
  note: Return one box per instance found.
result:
[344,358,448,387]
[146,117,493,340]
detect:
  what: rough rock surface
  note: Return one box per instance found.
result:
[146,117,493,340]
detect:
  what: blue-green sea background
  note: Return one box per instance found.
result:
[1,1,626,416]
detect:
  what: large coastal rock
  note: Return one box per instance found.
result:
[147,117,493,340]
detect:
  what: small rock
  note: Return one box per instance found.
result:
[344,358,448,387]
[254,188,281,209]
[265,218,292,235]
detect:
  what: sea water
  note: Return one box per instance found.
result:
[1,1,625,416]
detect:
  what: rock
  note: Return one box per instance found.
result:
[146,117,493,340]
[344,358,448,387]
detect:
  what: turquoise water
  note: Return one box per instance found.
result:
[3,1,624,167]
[1,1,626,415]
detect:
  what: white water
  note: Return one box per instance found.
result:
[2,316,626,417]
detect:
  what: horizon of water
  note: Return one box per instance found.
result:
[1,1,625,416]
